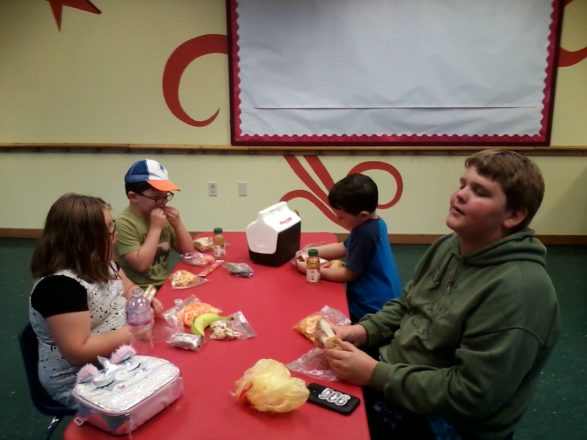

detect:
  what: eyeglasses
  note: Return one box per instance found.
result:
[136,191,174,203]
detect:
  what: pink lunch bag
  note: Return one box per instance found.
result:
[72,353,182,435]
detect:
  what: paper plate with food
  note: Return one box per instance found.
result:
[193,237,213,252]
[293,250,328,265]
[170,269,208,289]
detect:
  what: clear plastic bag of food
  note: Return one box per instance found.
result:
[293,305,351,344]
[180,251,216,267]
[210,311,256,340]
[162,295,222,329]
[223,262,254,278]
[287,347,337,382]
[162,299,190,332]
[167,332,204,351]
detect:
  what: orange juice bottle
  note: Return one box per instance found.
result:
[212,227,225,258]
[306,249,321,284]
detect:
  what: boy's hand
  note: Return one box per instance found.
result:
[335,324,368,347]
[292,257,307,273]
[292,249,317,273]
[150,208,167,230]
[151,298,164,317]
[162,206,181,227]
[324,343,378,385]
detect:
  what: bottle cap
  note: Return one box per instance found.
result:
[214,227,223,234]
[131,286,144,297]
[308,249,318,257]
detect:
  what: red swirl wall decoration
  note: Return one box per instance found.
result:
[162,35,228,127]
[280,156,403,226]
[559,47,587,67]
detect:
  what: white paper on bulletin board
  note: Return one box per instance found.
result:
[228,0,561,145]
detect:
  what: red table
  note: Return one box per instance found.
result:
[65,232,370,439]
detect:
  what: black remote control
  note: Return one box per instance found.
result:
[307,383,360,415]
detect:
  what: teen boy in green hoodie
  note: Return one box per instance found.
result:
[325,150,560,440]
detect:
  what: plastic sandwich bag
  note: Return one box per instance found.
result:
[293,305,351,344]
[287,347,338,382]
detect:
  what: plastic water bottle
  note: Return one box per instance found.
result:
[213,227,225,258]
[126,287,152,330]
[306,249,321,284]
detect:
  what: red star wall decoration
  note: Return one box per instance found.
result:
[46,0,101,30]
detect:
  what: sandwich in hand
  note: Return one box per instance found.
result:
[317,319,344,350]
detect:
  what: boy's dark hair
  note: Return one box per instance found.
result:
[125,181,155,196]
[31,193,116,283]
[465,149,544,231]
[328,174,378,215]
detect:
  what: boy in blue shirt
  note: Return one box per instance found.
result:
[295,174,401,322]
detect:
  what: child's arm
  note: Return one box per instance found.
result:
[294,243,350,280]
[119,267,138,300]
[163,206,195,254]
[122,208,167,272]
[312,242,346,260]
[294,242,344,273]
[320,264,358,283]
[47,312,132,366]
[312,242,352,282]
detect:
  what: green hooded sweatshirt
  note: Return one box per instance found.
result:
[361,229,560,439]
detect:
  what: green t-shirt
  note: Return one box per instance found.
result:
[115,207,177,288]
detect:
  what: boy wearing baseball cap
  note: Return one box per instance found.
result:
[115,159,194,288]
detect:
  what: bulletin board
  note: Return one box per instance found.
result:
[228,0,563,146]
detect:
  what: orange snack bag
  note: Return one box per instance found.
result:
[178,301,222,327]
[293,305,351,344]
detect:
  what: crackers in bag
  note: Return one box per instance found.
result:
[294,314,322,342]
